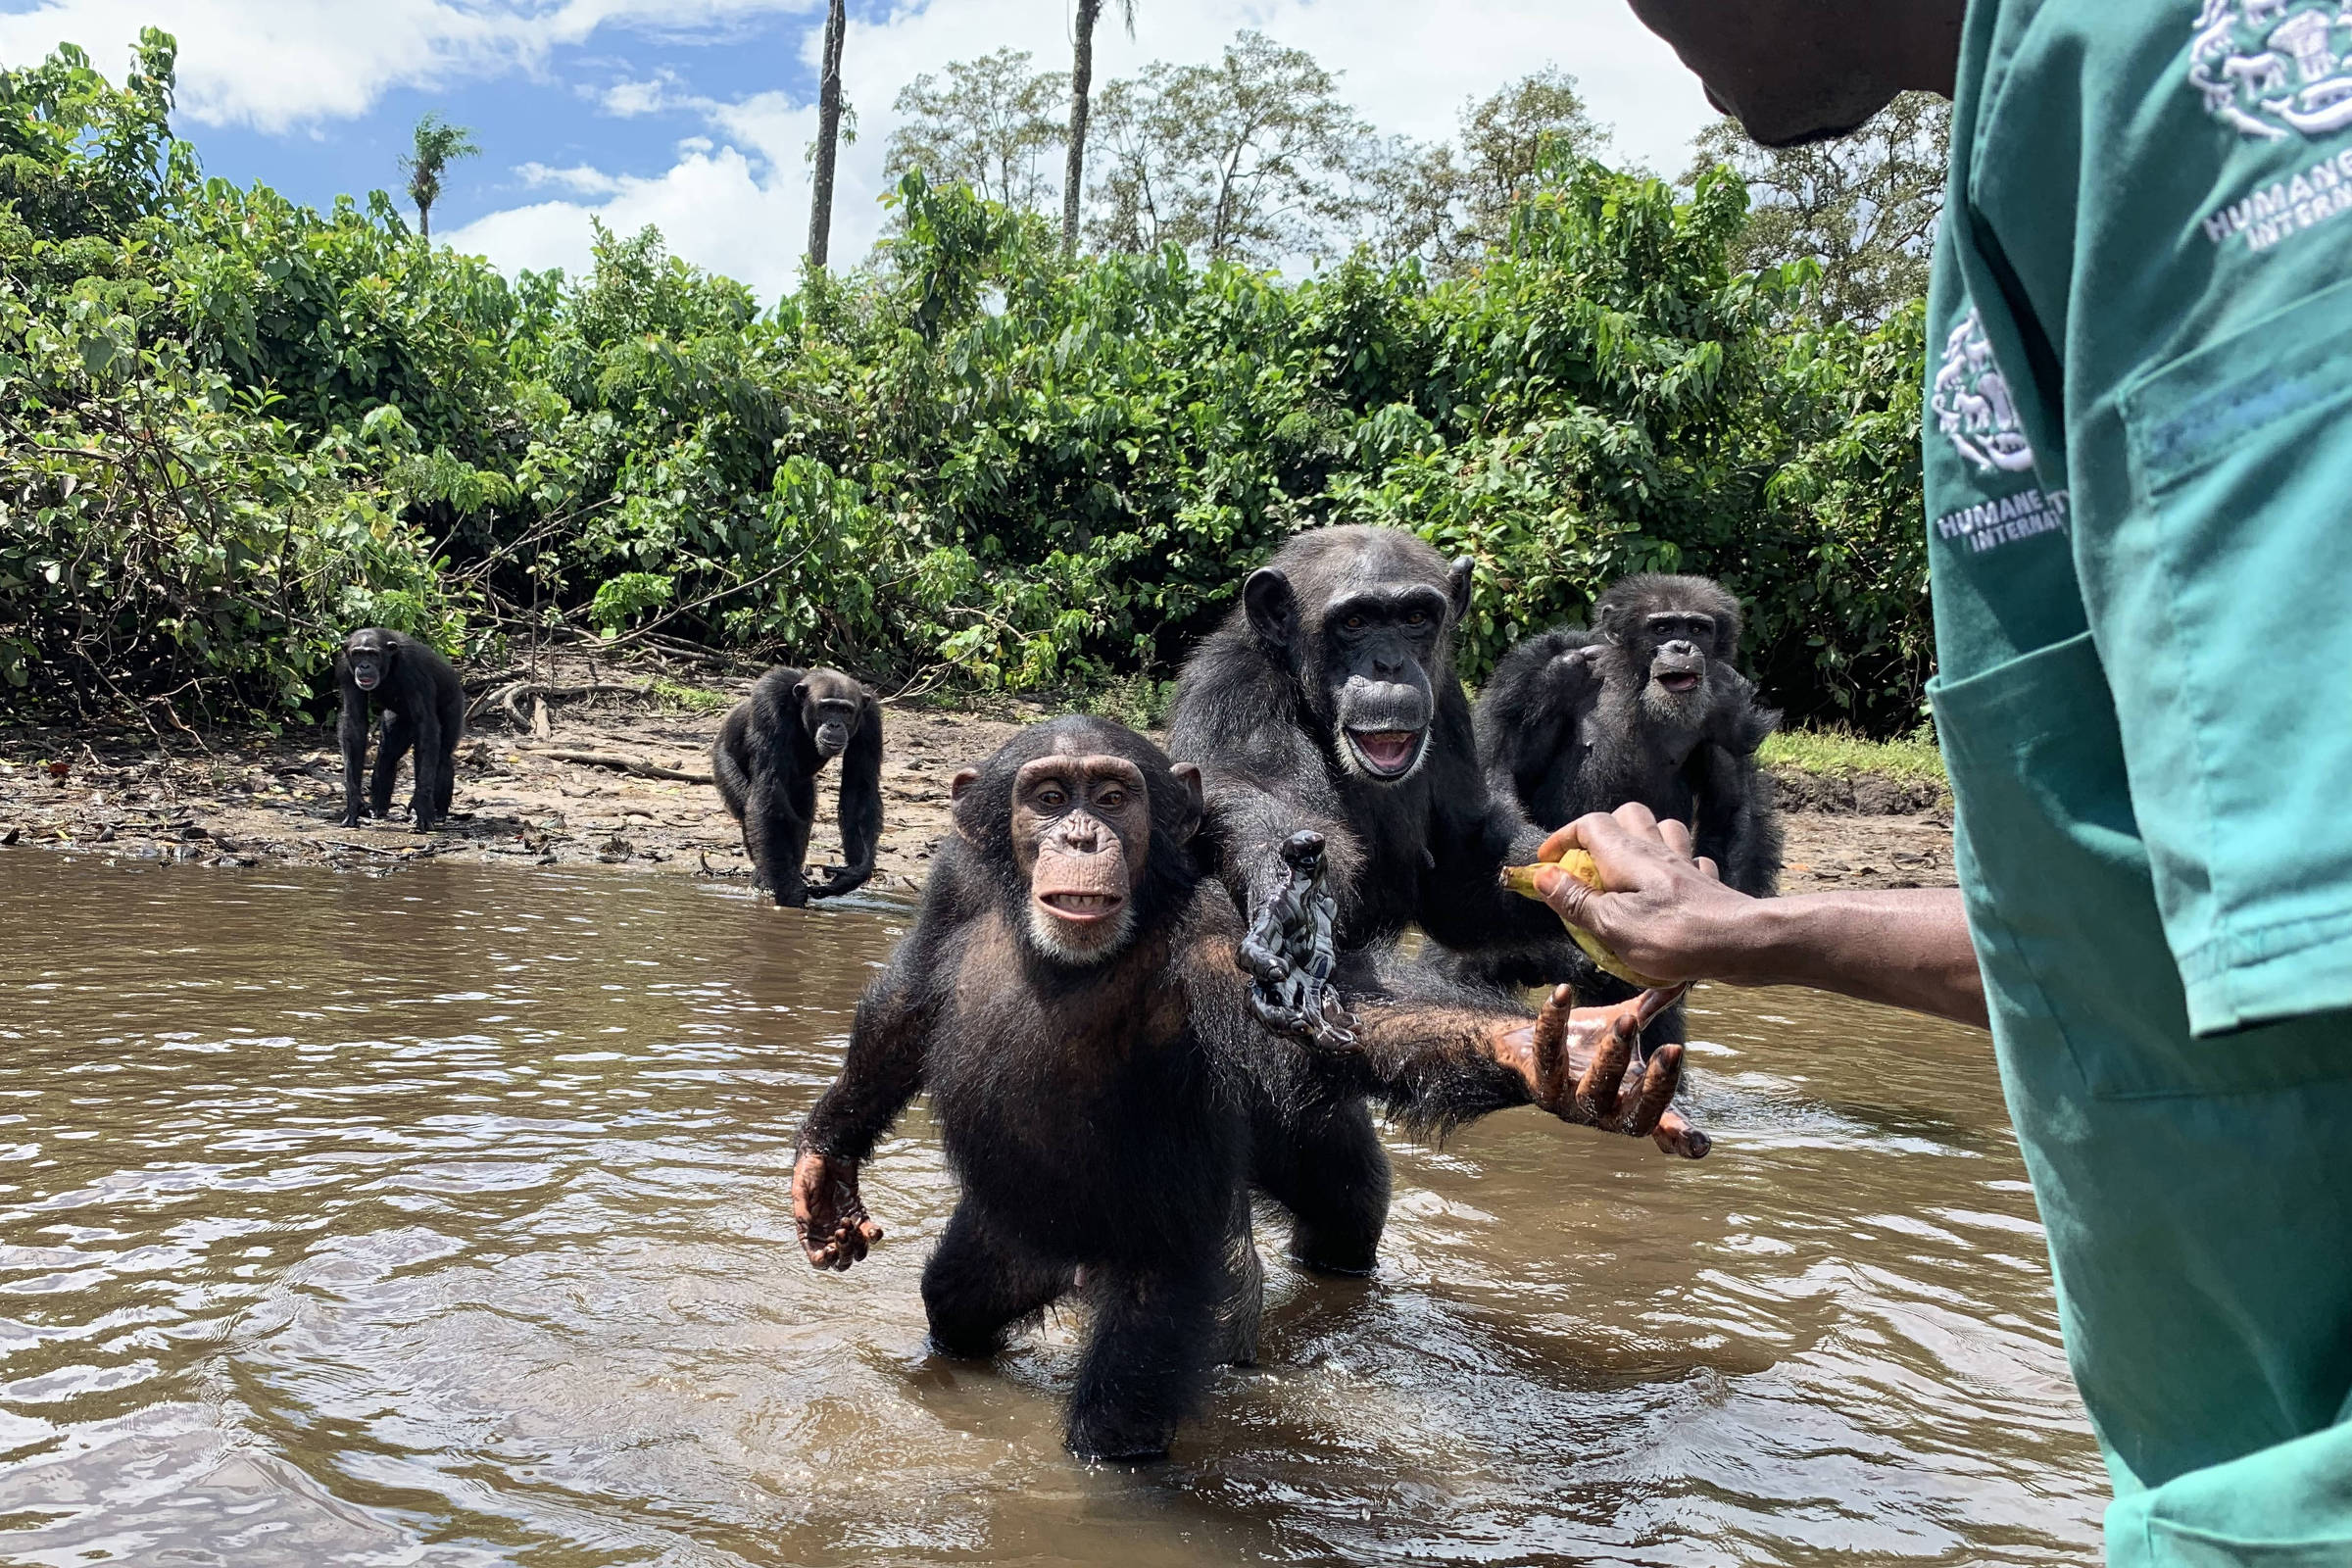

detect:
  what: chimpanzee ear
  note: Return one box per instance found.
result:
[1243,568,1298,653]
[1169,762,1205,845]
[1446,556,1475,623]
[948,766,986,844]
[791,678,808,704]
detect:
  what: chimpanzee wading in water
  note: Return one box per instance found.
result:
[711,666,883,906]
[1478,573,1784,901]
[792,716,1690,1462]
[336,627,465,831]
[1163,527,1714,1223]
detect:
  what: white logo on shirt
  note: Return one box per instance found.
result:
[1932,309,2035,475]
[2188,0,2352,141]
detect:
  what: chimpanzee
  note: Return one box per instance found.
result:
[791,715,1689,1462]
[1477,574,1784,900]
[711,666,884,906]
[336,627,465,831]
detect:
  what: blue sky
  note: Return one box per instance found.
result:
[0,0,1719,300]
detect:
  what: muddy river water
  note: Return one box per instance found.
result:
[0,853,2106,1565]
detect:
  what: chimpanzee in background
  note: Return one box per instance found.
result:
[711,666,883,906]
[336,627,465,831]
[791,715,1689,1462]
[1477,573,1784,900]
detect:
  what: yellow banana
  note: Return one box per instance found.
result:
[1498,848,1670,989]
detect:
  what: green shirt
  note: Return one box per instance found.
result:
[1927,0,2352,1038]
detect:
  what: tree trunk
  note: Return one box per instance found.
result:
[807,0,848,271]
[1062,0,1102,260]
[418,202,431,241]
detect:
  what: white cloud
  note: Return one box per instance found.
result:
[0,0,813,132]
[598,68,693,118]
[516,161,626,196]
[445,0,1717,303]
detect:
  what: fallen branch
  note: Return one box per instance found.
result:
[525,748,713,785]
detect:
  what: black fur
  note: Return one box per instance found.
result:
[711,666,883,906]
[796,716,1538,1461]
[1473,573,1786,1043]
[335,627,464,830]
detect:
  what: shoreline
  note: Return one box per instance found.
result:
[0,664,1955,901]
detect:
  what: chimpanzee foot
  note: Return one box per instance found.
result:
[1286,1222,1378,1277]
[1064,1405,1174,1463]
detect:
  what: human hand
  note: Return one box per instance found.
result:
[1530,804,1763,988]
[1485,984,1710,1157]
[793,1149,883,1270]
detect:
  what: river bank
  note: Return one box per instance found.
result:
[0,658,1954,900]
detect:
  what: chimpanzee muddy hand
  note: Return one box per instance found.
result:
[1486,985,1712,1157]
[792,1149,882,1270]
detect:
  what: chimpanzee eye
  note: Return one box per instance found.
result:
[1405,610,1426,626]
[1344,614,1365,630]
[1036,786,1065,808]
[1097,788,1125,809]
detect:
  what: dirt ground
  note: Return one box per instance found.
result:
[0,658,1953,899]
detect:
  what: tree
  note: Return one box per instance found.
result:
[886,48,1066,213]
[1086,31,1375,266]
[1690,90,1948,326]
[806,0,849,270]
[1364,67,1605,272]
[400,112,478,240]
[1061,0,1136,259]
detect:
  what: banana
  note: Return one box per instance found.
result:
[1498,848,1671,990]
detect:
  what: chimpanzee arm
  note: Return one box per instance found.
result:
[1690,742,1785,898]
[797,956,936,1163]
[810,697,883,899]
[408,688,445,828]
[336,659,369,827]
[1200,725,1364,917]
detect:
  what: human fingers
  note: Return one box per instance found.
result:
[1572,1012,1637,1124]
[1657,816,1695,860]
[1631,984,1691,1031]
[1696,856,1720,883]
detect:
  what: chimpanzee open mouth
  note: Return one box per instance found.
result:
[1038,891,1125,921]
[1346,727,1426,779]
[354,672,380,690]
[1656,671,1702,694]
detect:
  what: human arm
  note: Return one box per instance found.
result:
[1534,805,1987,1029]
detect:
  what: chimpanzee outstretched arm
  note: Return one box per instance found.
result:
[1199,722,1364,917]
[793,955,939,1269]
[336,663,370,827]
[809,698,883,900]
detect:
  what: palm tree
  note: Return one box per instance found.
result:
[401,112,479,240]
[807,0,849,270]
[1061,0,1136,259]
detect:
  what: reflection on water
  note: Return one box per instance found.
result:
[0,853,2104,1565]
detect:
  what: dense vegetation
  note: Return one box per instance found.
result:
[0,31,1931,734]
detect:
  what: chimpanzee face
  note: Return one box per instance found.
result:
[797,673,864,760]
[1004,753,1152,964]
[1631,610,1722,722]
[344,630,394,693]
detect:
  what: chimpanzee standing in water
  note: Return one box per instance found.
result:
[1469,574,1784,1040]
[1477,574,1783,900]
[336,627,465,831]
[792,715,1689,1461]
[1162,528,1708,1255]
[711,666,883,906]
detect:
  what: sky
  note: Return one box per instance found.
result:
[0,0,1721,302]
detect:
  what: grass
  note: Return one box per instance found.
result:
[1761,726,1948,785]
[648,679,734,714]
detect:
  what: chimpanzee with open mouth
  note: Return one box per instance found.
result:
[1163,527,1692,1275]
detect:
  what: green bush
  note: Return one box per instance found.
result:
[0,31,1934,733]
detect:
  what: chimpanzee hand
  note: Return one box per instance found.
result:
[1486,984,1712,1157]
[792,1149,883,1270]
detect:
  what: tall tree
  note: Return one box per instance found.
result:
[1690,90,1949,326]
[1087,31,1374,266]
[1061,0,1136,259]
[886,48,1066,213]
[806,0,849,270]
[400,112,478,240]
[1365,67,1605,272]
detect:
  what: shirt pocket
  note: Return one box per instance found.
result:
[2112,277,2352,1034]
[1931,632,2347,1099]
